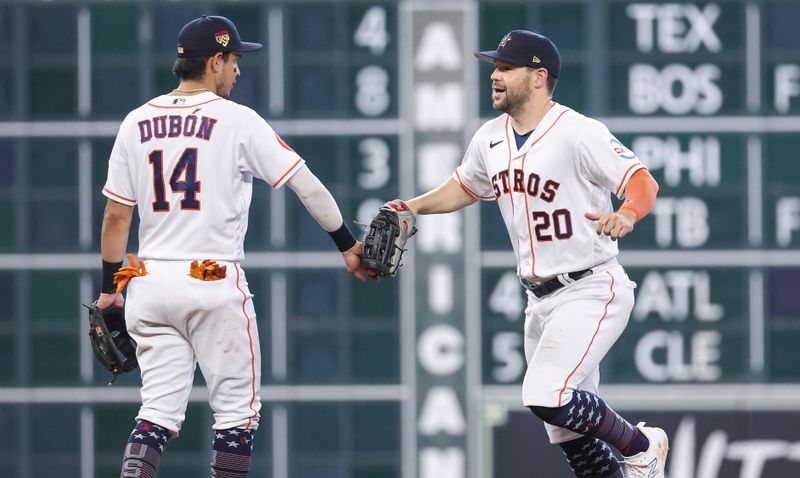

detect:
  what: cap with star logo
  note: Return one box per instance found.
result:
[474,29,561,78]
[176,15,262,58]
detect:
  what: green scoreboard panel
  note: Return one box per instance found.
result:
[0,2,405,478]
[0,1,799,478]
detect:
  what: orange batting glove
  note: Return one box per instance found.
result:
[113,254,148,293]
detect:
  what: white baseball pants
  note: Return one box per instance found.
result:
[124,260,261,434]
[522,262,636,444]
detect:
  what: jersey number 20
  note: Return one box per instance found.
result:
[532,209,573,241]
[148,148,201,212]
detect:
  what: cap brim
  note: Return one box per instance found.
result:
[474,50,521,65]
[238,41,263,52]
[474,50,557,77]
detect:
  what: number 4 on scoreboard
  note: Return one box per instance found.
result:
[354,6,389,55]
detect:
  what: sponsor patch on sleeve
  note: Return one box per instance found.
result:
[610,138,637,160]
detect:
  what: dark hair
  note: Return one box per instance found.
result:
[525,66,558,95]
[172,52,231,81]
[546,75,558,95]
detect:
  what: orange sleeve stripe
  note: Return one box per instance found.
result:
[272,158,304,188]
[454,170,494,200]
[103,187,136,204]
[275,132,295,152]
[614,163,644,197]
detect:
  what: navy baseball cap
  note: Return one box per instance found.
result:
[474,30,561,78]
[177,15,262,58]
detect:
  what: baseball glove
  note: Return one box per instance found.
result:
[86,302,138,383]
[361,199,417,278]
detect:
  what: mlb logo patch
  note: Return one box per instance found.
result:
[172,98,186,105]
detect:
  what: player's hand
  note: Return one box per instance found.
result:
[342,242,380,282]
[585,210,636,241]
[95,292,125,309]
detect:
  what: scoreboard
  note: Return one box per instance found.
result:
[0,1,798,478]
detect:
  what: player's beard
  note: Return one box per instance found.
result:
[493,84,532,117]
[216,80,232,98]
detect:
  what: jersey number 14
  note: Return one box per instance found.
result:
[148,148,201,212]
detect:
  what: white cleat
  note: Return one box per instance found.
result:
[622,422,669,478]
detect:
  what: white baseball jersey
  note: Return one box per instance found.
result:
[103,92,305,261]
[454,102,644,281]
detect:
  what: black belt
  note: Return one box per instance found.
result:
[521,268,593,298]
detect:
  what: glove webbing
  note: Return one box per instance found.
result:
[362,214,407,277]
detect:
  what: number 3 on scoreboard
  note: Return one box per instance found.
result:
[148,148,201,212]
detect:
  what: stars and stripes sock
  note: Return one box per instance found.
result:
[120,419,170,478]
[530,389,649,457]
[559,435,623,478]
[211,427,255,477]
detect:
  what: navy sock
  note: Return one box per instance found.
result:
[560,435,623,477]
[211,427,255,477]
[120,420,170,478]
[531,390,649,456]
[620,427,650,456]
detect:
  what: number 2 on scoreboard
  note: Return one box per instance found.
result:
[148,148,201,212]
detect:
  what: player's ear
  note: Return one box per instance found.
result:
[532,68,548,89]
[207,52,224,74]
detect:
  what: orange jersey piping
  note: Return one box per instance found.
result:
[503,116,521,271]
[146,97,223,109]
[513,107,570,278]
[520,153,537,278]
[234,263,259,429]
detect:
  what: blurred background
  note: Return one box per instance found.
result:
[0,0,799,477]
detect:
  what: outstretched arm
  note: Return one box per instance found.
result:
[286,165,374,282]
[407,177,478,215]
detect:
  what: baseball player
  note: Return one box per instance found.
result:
[94,16,371,478]
[403,31,667,477]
